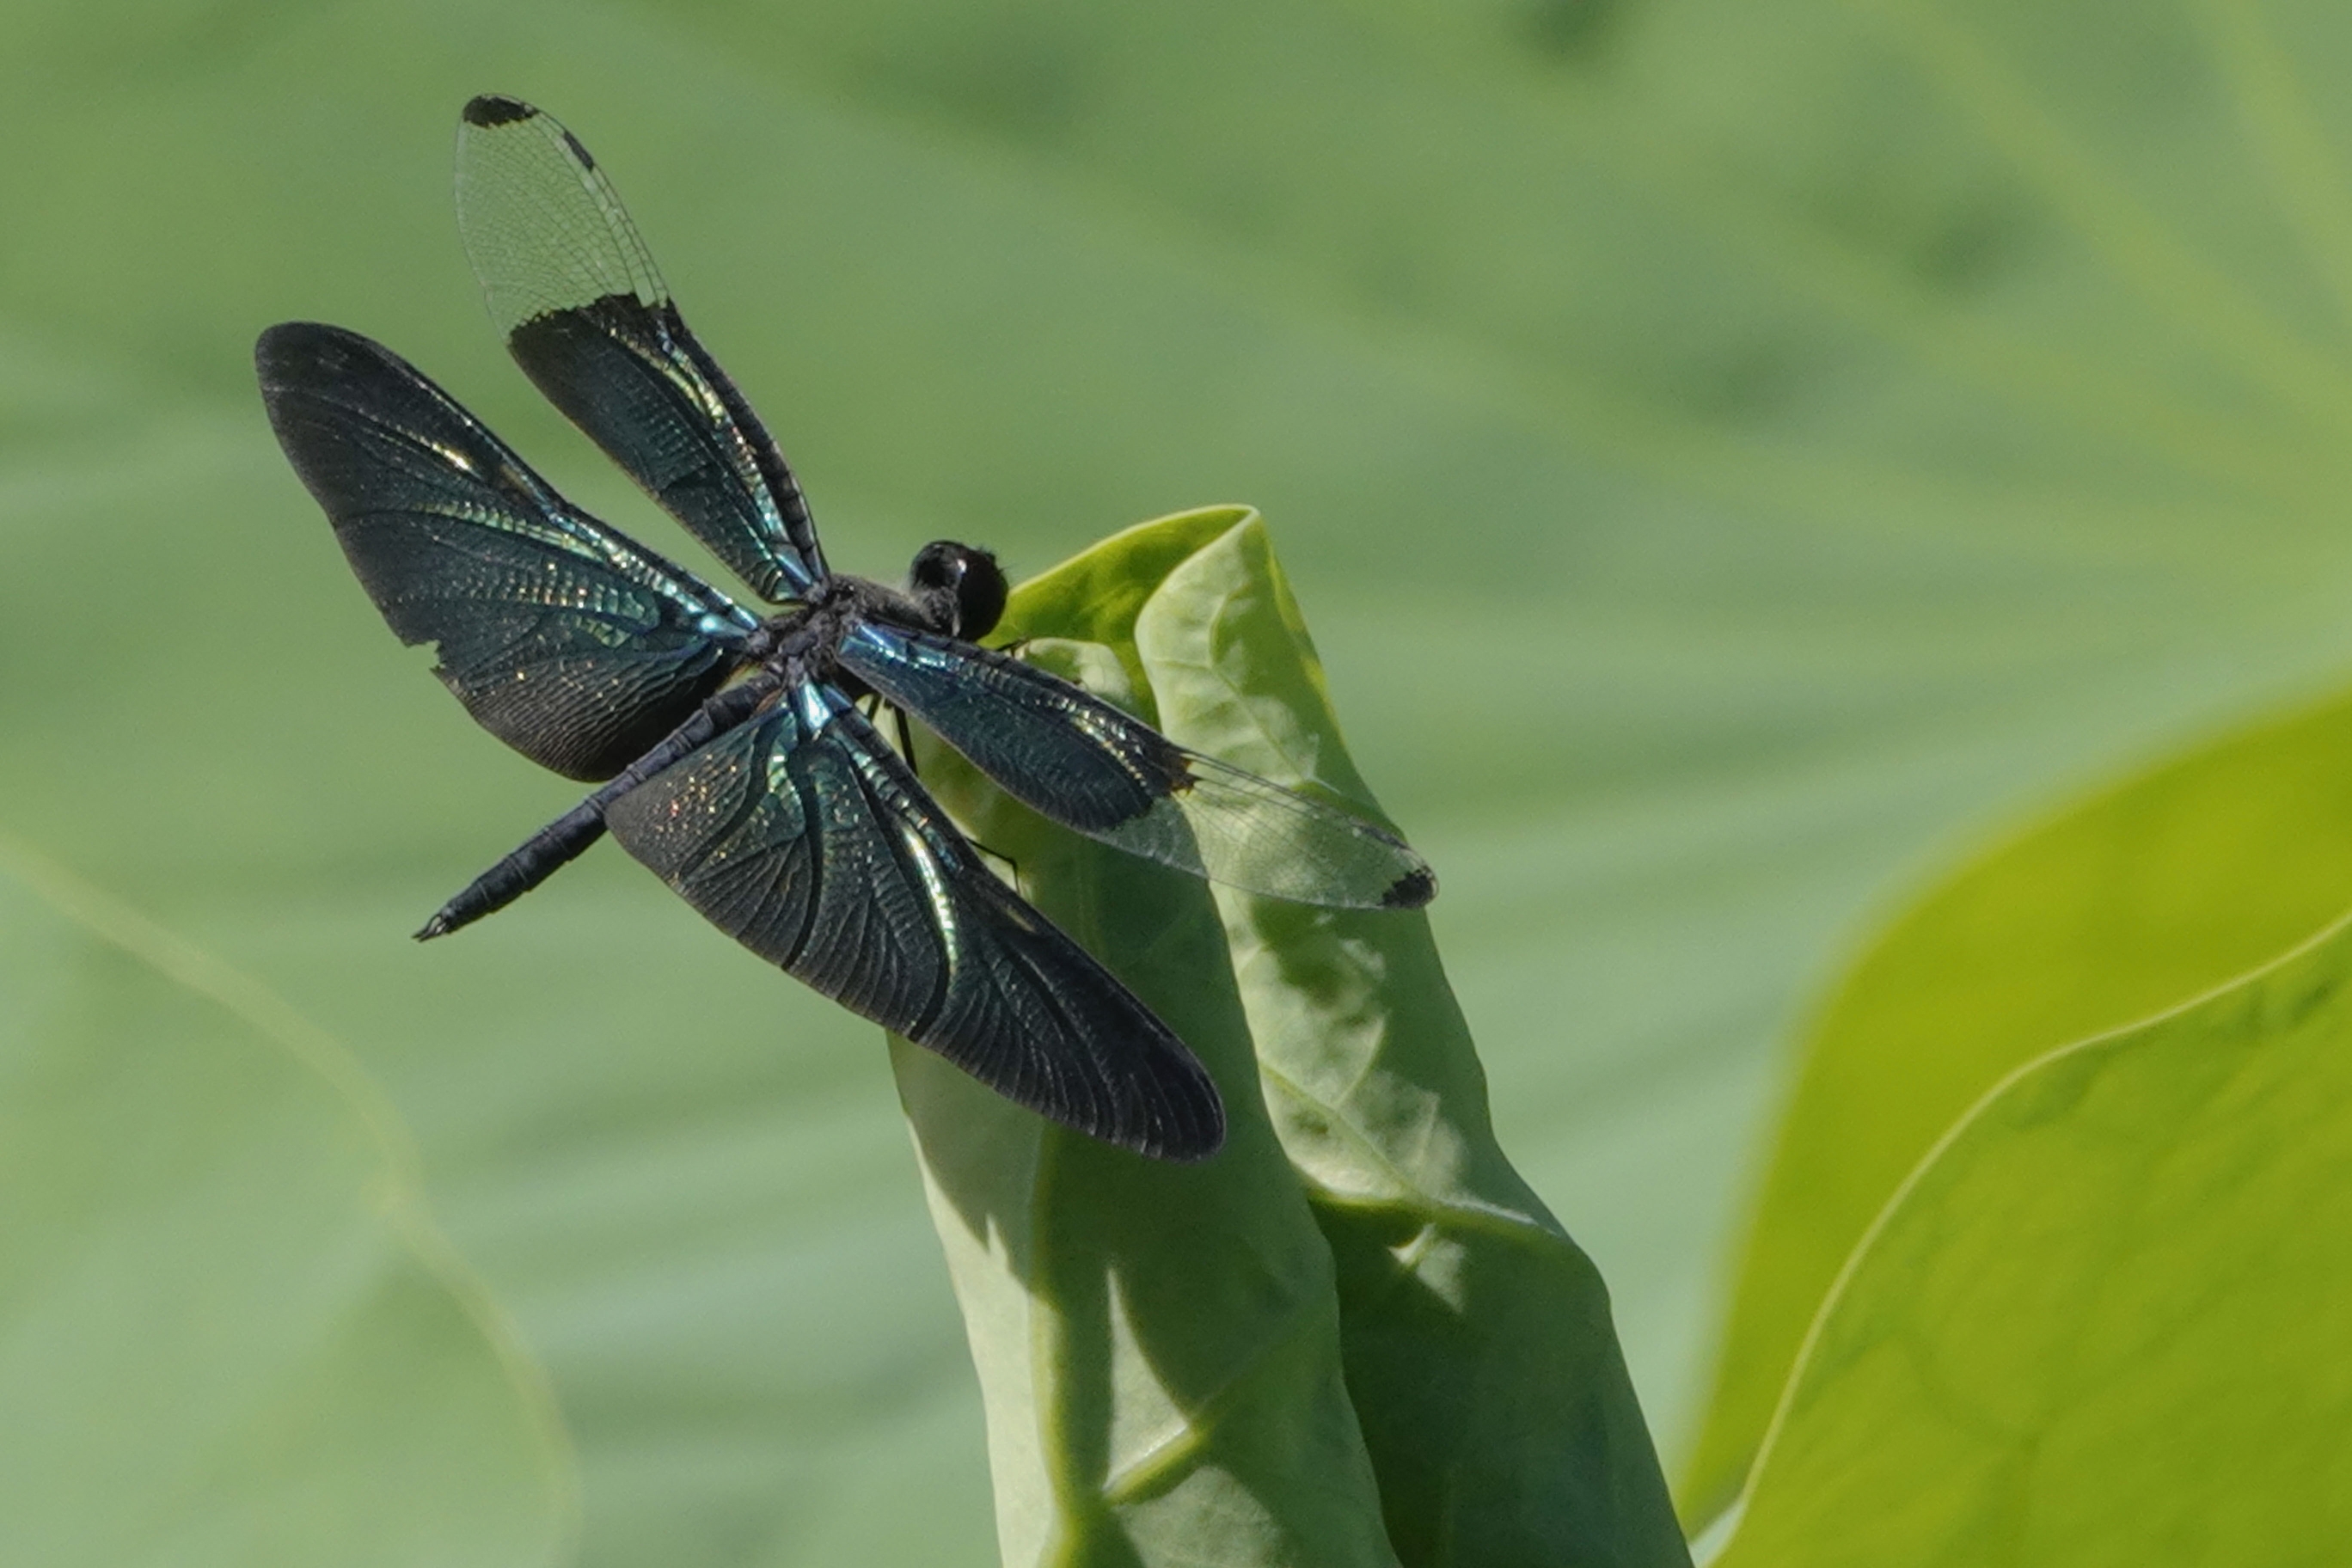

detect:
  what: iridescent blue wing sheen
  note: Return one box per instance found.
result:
[601,680,1226,1161]
[257,322,759,782]
[836,625,1436,910]
[454,95,826,602]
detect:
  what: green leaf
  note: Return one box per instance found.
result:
[896,510,1401,1568]
[1709,901,2352,1565]
[1134,516,1688,1568]
[1683,688,2352,1524]
[0,840,575,1567]
[903,509,1686,1567]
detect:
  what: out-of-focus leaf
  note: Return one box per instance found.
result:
[1683,688,2352,1524]
[1710,904,2352,1566]
[0,840,574,1568]
[897,511,1398,1568]
[1131,513,1687,1567]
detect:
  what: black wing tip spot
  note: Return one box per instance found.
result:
[1381,864,1437,910]
[560,129,597,171]
[464,94,537,128]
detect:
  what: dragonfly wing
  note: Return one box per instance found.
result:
[602,682,1226,1161]
[453,95,827,601]
[838,625,1436,910]
[258,322,758,781]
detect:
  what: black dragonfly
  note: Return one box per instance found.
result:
[256,95,1434,1162]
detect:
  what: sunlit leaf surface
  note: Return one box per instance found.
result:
[1711,904,2352,1566]
[12,0,2352,1560]
[1683,689,2352,1522]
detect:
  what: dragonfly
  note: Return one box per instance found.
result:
[255,95,1434,1162]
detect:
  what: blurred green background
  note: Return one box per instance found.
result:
[11,0,2352,1562]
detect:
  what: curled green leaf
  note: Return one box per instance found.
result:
[891,518,1398,1565]
[896,508,1685,1567]
[1135,516,1687,1568]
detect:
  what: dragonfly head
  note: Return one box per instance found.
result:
[909,542,1008,641]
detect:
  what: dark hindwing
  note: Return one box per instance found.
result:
[837,625,1436,910]
[256,322,758,781]
[601,685,1226,1161]
[455,95,826,601]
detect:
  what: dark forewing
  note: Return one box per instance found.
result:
[454,95,826,601]
[602,682,1226,1160]
[257,322,758,781]
[838,625,1436,910]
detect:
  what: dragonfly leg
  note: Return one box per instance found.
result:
[958,832,1022,892]
[891,705,920,776]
